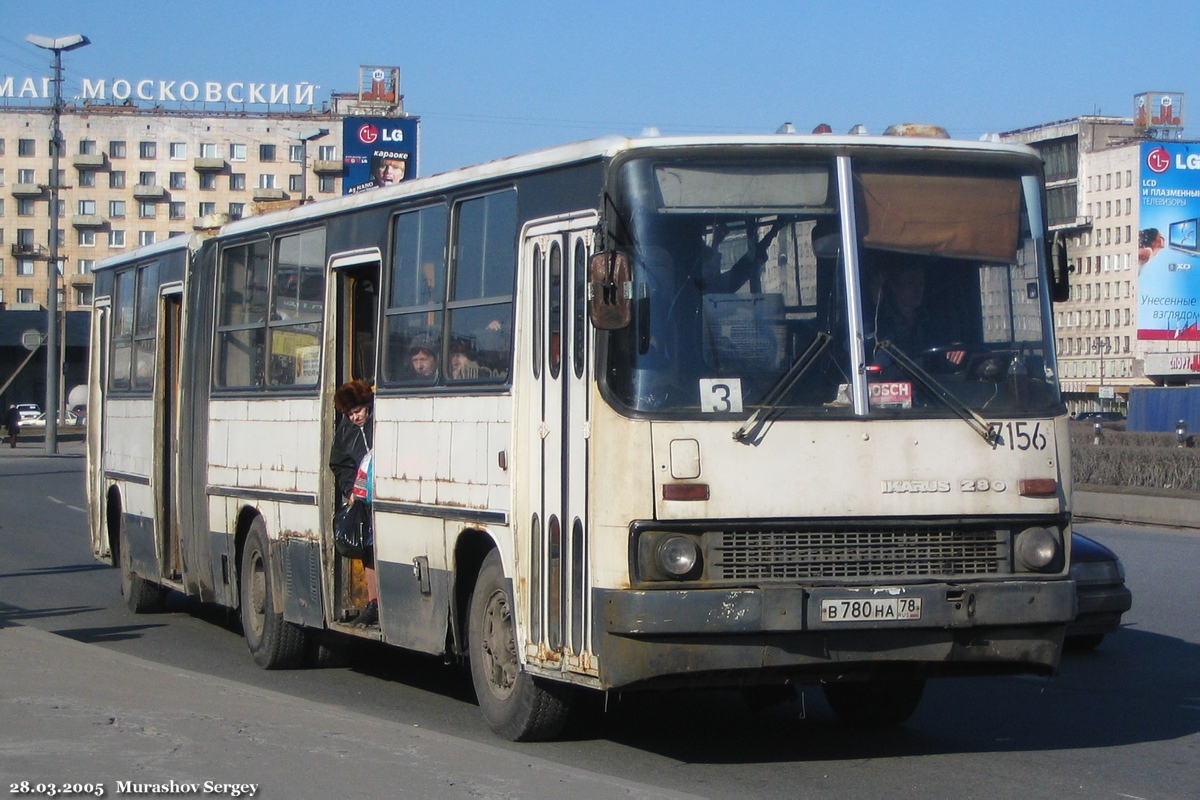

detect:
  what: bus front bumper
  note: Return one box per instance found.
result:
[594,579,1075,689]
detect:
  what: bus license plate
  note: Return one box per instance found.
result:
[820,597,922,623]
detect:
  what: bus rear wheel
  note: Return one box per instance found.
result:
[117,515,167,614]
[239,517,307,669]
[468,549,572,741]
[823,677,926,727]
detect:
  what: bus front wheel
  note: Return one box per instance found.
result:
[468,549,572,741]
[823,677,926,727]
[239,517,307,669]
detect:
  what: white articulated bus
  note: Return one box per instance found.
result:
[88,129,1076,740]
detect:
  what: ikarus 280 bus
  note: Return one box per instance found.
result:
[89,126,1076,740]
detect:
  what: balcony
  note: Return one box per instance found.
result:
[193,212,229,230]
[71,214,106,228]
[11,243,48,259]
[11,183,45,197]
[132,184,166,200]
[193,157,227,172]
[72,153,106,169]
[252,187,285,201]
[312,159,343,174]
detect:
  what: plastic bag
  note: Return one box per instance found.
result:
[352,451,373,503]
[333,500,372,560]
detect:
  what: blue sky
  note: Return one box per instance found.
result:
[3,1,1197,176]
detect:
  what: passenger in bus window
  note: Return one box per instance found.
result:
[409,339,440,381]
[330,380,377,626]
[449,338,494,380]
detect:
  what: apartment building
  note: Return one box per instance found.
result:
[0,66,408,315]
[1002,93,1200,412]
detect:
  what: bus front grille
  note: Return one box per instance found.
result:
[711,527,1006,580]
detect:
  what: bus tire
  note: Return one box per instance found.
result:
[117,515,167,614]
[823,677,925,727]
[468,549,572,741]
[239,517,307,669]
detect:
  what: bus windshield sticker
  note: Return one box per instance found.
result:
[699,378,743,413]
[868,381,913,409]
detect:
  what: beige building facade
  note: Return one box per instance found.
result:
[1,68,406,315]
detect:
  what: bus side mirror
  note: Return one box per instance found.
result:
[589,251,632,329]
[1049,233,1070,303]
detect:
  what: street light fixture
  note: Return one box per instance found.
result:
[285,127,328,205]
[27,33,90,455]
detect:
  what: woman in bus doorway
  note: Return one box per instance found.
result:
[330,380,378,626]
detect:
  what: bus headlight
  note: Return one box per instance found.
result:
[657,535,701,578]
[1015,526,1061,572]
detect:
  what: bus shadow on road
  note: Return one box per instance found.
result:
[556,626,1200,760]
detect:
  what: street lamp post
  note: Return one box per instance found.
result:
[285,128,328,205]
[27,33,89,454]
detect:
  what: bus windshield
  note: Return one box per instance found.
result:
[604,153,1063,420]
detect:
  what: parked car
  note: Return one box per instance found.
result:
[1066,532,1132,650]
[14,403,41,421]
[1074,411,1125,423]
[21,410,83,428]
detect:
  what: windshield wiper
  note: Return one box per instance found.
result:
[734,331,833,445]
[875,340,998,445]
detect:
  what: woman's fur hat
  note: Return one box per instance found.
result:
[334,380,374,413]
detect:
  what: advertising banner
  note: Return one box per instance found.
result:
[342,116,419,195]
[1137,142,1200,340]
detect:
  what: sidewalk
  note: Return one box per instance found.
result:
[0,622,693,799]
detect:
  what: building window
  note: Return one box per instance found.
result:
[139,200,157,218]
[110,171,126,189]
[0,138,5,155]
[18,138,35,156]
[78,259,95,274]
[0,168,4,186]
[79,169,95,187]
[17,229,34,246]
[199,202,216,216]
[79,139,96,155]
[200,173,217,190]
[110,140,126,158]
[169,172,186,190]
[138,171,156,187]
[17,288,33,304]
[259,144,276,162]
[289,174,304,192]
[169,142,187,159]
[289,144,303,163]
[52,229,64,247]
[138,231,155,246]
[17,259,35,276]
[78,199,96,215]
[318,175,336,193]
[198,142,216,159]
[229,143,245,161]
[75,286,93,306]
[228,202,244,220]
[17,198,35,216]
[50,169,66,189]
[229,173,246,191]
[0,198,5,215]
[318,145,337,160]
[109,200,126,218]
[18,168,35,183]
[78,229,95,246]
[139,141,157,159]
[109,230,125,248]
[258,174,276,189]
[169,202,186,220]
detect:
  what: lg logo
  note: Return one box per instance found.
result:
[358,124,379,145]
[1147,147,1171,174]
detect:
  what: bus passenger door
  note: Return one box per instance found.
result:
[87,304,109,560]
[328,250,382,623]
[521,213,597,674]
[158,289,184,582]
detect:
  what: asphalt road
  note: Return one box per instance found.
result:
[1,444,1198,799]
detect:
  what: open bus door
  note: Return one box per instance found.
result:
[157,288,184,583]
[519,213,598,675]
[327,249,382,625]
